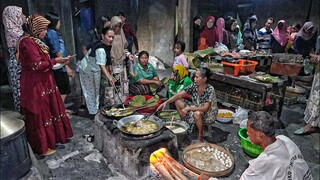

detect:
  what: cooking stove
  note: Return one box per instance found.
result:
[94,113,179,179]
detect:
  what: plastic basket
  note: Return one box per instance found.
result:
[243,99,263,111]
[221,61,241,76]
[238,59,258,75]
[238,128,263,157]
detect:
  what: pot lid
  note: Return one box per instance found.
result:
[1,111,25,140]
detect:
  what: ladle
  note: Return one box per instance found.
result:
[131,109,159,127]
[114,86,125,109]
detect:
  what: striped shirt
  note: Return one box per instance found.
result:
[258,27,273,51]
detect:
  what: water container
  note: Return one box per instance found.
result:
[80,8,95,32]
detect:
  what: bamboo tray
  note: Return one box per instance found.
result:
[182,143,234,177]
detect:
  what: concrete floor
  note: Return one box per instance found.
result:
[1,72,319,180]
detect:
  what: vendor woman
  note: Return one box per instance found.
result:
[129,51,162,95]
[168,64,192,98]
[157,67,218,142]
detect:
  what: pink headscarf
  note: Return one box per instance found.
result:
[2,6,25,48]
[272,20,288,46]
[200,16,217,47]
[216,18,225,43]
[295,21,314,41]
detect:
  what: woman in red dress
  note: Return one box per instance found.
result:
[17,14,73,155]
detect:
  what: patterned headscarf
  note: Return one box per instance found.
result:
[2,6,25,48]
[26,14,50,37]
[19,14,51,55]
[216,18,225,43]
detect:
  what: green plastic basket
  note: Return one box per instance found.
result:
[238,128,263,157]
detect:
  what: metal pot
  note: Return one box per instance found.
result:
[100,105,135,120]
[113,115,163,136]
[1,111,31,180]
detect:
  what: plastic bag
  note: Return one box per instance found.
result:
[232,107,248,124]
[213,42,229,54]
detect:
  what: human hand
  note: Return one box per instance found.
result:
[157,102,167,111]
[128,54,135,61]
[310,54,320,64]
[108,76,115,86]
[155,80,162,87]
[66,66,74,77]
[181,107,189,118]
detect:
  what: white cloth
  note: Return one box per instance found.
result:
[240,135,312,180]
[79,48,107,74]
[79,69,101,115]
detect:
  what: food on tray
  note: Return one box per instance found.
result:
[103,107,134,117]
[121,119,158,134]
[218,112,233,118]
[254,75,277,83]
[183,146,233,172]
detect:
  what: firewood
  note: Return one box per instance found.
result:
[160,151,199,178]
[155,152,188,180]
[150,155,174,180]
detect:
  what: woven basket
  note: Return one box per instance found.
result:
[182,143,234,177]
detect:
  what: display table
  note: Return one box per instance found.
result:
[209,71,287,117]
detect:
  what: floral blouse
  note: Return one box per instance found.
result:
[184,83,218,123]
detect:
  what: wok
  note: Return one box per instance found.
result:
[100,105,135,120]
[113,115,163,136]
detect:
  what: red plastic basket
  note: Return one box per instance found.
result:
[237,59,258,75]
[125,95,163,114]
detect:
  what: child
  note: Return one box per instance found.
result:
[173,40,189,68]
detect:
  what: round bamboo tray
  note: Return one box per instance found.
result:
[182,143,234,177]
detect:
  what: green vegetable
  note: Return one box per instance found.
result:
[130,95,146,106]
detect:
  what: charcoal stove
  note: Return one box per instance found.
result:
[94,113,179,179]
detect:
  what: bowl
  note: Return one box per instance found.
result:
[164,120,189,144]
[237,128,263,157]
[216,109,234,123]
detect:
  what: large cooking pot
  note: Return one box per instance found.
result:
[1,111,31,180]
[113,114,163,136]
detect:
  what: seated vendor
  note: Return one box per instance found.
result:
[129,51,161,95]
[168,64,193,98]
[157,67,218,142]
[240,111,312,180]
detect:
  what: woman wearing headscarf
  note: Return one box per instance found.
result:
[198,16,217,50]
[295,35,320,135]
[168,64,193,98]
[225,18,238,51]
[2,6,26,112]
[216,18,229,45]
[106,16,134,103]
[293,21,316,58]
[242,15,259,50]
[17,15,73,155]
[193,15,203,51]
[271,20,288,53]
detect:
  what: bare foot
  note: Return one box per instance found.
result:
[42,148,56,156]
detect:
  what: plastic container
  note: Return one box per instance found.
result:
[237,59,258,75]
[221,61,241,76]
[238,128,263,157]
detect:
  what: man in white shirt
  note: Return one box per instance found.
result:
[240,111,312,180]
